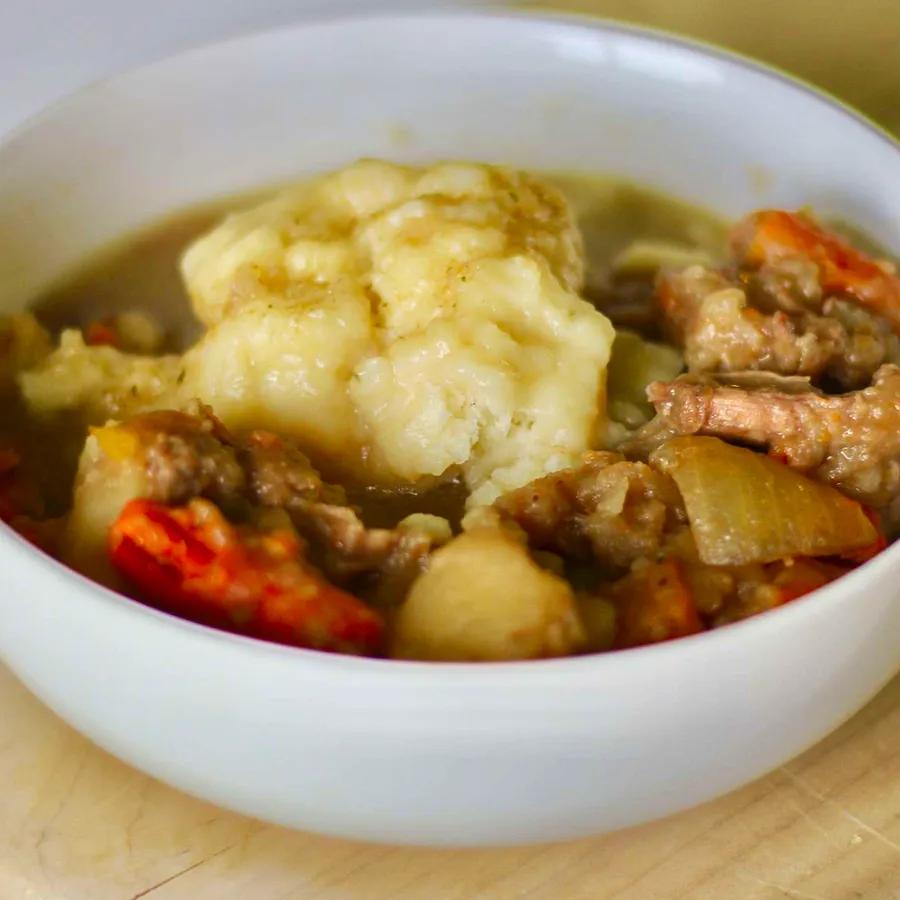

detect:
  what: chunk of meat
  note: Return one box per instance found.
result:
[238,428,346,509]
[733,210,900,331]
[76,406,442,594]
[109,498,383,654]
[91,406,350,512]
[819,299,900,389]
[660,268,832,375]
[493,451,687,573]
[658,266,900,390]
[87,406,340,509]
[91,408,248,506]
[646,365,900,515]
[292,499,434,589]
[657,267,731,343]
[654,211,900,389]
[620,372,819,463]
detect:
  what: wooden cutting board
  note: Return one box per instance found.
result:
[2,664,898,899]
[3,4,899,898]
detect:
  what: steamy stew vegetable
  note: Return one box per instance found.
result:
[1,161,896,660]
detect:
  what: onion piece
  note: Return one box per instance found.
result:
[650,436,878,566]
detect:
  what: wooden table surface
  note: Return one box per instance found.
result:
[4,2,900,898]
[1,666,898,900]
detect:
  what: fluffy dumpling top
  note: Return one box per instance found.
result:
[181,160,586,332]
[179,161,614,504]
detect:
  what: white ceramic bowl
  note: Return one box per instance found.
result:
[1,11,898,847]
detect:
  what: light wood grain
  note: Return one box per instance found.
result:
[4,3,900,897]
[2,663,898,900]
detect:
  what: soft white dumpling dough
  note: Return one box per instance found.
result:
[177,286,375,474]
[349,253,614,504]
[178,160,614,501]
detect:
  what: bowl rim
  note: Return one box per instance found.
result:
[2,7,898,684]
[3,7,898,156]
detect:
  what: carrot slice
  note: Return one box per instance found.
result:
[766,558,846,606]
[85,321,120,347]
[612,558,702,649]
[108,498,384,655]
[733,210,900,332]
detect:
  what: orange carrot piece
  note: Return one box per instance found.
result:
[732,210,900,332]
[766,558,846,606]
[108,498,384,655]
[85,320,120,347]
[612,558,702,649]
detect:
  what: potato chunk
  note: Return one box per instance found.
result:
[63,430,155,583]
[392,529,585,661]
